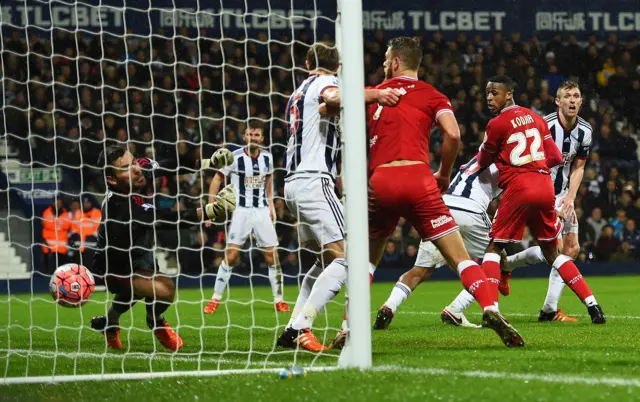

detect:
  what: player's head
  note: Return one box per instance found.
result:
[384,36,422,79]
[306,42,340,74]
[243,118,265,151]
[98,144,147,192]
[555,81,582,119]
[486,75,515,114]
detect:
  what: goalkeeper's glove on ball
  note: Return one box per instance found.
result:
[202,148,234,169]
[204,184,236,219]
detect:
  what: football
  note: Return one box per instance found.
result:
[49,264,96,308]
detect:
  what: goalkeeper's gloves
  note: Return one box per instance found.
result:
[202,148,234,169]
[204,184,236,219]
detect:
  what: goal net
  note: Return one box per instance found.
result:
[0,0,370,383]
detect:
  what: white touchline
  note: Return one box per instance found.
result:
[400,311,640,319]
[373,366,640,388]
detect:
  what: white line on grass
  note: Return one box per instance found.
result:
[401,311,640,320]
[0,348,326,367]
[374,365,640,388]
[1,362,639,387]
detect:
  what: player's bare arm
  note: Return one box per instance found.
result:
[208,173,223,204]
[434,111,461,193]
[266,174,276,222]
[559,158,587,220]
[319,87,401,117]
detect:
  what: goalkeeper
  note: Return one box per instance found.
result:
[90,144,235,351]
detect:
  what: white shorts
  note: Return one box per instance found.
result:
[555,195,579,235]
[415,207,492,268]
[284,175,344,246]
[227,207,278,248]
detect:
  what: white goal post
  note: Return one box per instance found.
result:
[0,0,370,383]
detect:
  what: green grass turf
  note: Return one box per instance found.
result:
[1,276,639,401]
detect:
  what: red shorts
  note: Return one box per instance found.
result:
[368,164,458,240]
[490,173,562,244]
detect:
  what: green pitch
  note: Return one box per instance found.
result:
[1,276,639,401]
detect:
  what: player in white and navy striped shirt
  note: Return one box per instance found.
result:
[204,120,291,315]
[502,81,605,324]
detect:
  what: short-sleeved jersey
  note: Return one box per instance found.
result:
[285,74,340,179]
[219,148,273,208]
[445,156,502,214]
[366,76,453,174]
[482,105,553,187]
[544,112,593,198]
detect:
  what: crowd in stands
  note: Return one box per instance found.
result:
[2,25,640,272]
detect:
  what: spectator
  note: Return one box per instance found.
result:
[595,225,620,261]
[401,244,418,269]
[621,219,640,250]
[608,209,627,239]
[587,207,607,240]
[576,207,596,246]
[610,241,636,262]
[41,197,71,274]
[379,241,401,269]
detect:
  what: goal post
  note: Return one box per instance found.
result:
[337,0,371,369]
[0,0,371,383]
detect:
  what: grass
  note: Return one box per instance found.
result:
[1,275,639,401]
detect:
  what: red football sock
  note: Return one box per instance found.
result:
[553,255,593,302]
[457,260,496,310]
[481,253,502,300]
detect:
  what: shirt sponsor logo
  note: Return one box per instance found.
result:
[244,176,266,189]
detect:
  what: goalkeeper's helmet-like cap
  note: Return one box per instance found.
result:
[306,42,340,73]
[387,36,423,71]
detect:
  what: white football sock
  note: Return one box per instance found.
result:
[448,289,476,313]
[505,246,546,272]
[384,282,412,314]
[291,258,347,330]
[268,264,284,303]
[541,268,566,313]
[288,259,322,328]
[212,261,232,300]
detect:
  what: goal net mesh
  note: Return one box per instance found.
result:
[0,0,346,382]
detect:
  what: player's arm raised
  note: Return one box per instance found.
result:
[319,87,401,116]
[434,110,461,193]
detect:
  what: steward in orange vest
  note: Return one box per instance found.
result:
[41,197,71,273]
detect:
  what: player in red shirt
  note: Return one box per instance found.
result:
[367,37,524,347]
[477,75,605,324]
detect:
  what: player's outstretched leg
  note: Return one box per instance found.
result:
[374,266,434,330]
[278,242,346,352]
[263,246,290,313]
[205,245,241,315]
[434,233,524,347]
[541,246,606,324]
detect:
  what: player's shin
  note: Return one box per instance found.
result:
[447,289,476,313]
[481,253,502,300]
[107,293,138,325]
[551,254,597,306]
[268,264,284,303]
[541,268,566,313]
[288,259,322,327]
[145,297,172,329]
[505,246,546,271]
[212,261,232,301]
[458,260,498,312]
[290,258,347,330]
